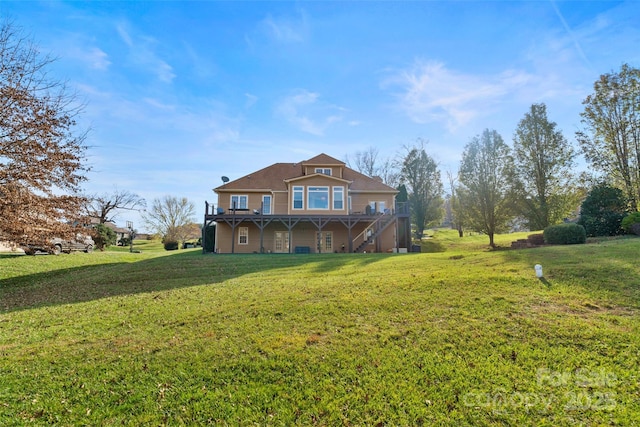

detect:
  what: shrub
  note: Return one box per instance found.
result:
[163,240,179,251]
[92,223,116,250]
[621,212,640,235]
[543,223,586,245]
[578,184,627,237]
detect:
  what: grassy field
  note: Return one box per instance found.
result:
[1,232,639,425]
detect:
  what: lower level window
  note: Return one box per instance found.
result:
[239,227,248,245]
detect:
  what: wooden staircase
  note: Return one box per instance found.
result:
[353,214,396,253]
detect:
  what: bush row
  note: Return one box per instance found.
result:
[543,223,586,245]
[621,212,640,235]
[164,241,179,251]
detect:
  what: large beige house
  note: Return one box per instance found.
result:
[204,153,410,254]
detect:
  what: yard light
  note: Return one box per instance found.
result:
[534,264,543,278]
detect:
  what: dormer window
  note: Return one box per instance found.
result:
[315,168,331,176]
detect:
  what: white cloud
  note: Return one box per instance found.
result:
[116,23,133,47]
[245,93,258,109]
[275,89,344,136]
[143,97,175,110]
[155,61,176,83]
[384,61,534,131]
[115,21,176,83]
[261,11,308,43]
[83,47,110,70]
[182,41,217,80]
[550,0,591,68]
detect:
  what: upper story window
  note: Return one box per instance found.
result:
[308,186,329,209]
[231,195,248,210]
[292,186,304,210]
[333,186,344,210]
[315,168,331,176]
[369,200,386,214]
[262,195,272,214]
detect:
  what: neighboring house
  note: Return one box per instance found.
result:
[87,218,130,242]
[106,222,131,243]
[204,153,410,254]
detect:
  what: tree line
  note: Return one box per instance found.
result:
[346,65,640,247]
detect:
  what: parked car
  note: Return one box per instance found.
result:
[51,235,95,254]
[25,234,94,255]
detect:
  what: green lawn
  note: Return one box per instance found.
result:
[1,233,639,425]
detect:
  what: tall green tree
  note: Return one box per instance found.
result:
[458,129,514,248]
[577,63,640,211]
[512,103,579,230]
[400,141,443,239]
[578,183,628,237]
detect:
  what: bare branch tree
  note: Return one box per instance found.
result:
[347,147,379,176]
[142,195,196,244]
[345,146,400,187]
[171,222,201,248]
[85,189,146,224]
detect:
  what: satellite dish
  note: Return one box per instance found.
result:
[221,176,229,183]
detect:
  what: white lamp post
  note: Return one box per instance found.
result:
[534,264,543,278]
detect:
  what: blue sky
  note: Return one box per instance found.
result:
[2,1,639,230]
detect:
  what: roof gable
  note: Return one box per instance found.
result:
[302,153,345,166]
[215,153,397,193]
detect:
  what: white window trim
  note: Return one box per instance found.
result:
[262,195,272,215]
[292,186,304,210]
[231,195,248,210]
[315,167,331,176]
[308,186,330,210]
[333,186,344,210]
[238,227,248,245]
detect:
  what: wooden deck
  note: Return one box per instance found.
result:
[203,202,411,254]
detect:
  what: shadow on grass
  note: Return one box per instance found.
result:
[420,239,447,253]
[496,239,640,303]
[0,251,393,313]
[539,277,552,288]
